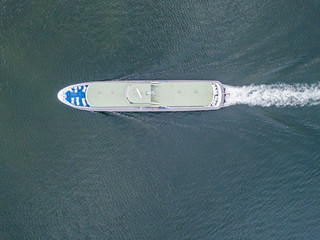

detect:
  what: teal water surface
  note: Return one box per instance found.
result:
[1,1,320,239]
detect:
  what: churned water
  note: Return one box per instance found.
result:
[225,83,320,107]
[1,0,320,239]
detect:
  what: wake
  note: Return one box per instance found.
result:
[224,83,320,107]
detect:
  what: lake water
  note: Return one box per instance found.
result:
[1,1,320,239]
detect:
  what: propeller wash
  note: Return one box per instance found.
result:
[224,83,320,107]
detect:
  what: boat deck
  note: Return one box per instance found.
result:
[86,81,214,107]
[151,82,213,106]
[86,82,133,107]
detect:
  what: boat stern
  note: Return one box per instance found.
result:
[210,81,224,109]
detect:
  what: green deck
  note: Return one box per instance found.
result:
[86,81,213,107]
[151,82,213,106]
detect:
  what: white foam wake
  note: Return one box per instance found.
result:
[224,83,320,107]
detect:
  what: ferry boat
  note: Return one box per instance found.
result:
[57,80,225,112]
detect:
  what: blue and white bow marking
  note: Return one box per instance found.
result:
[65,85,90,107]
